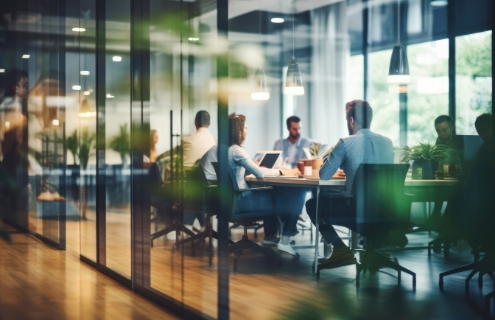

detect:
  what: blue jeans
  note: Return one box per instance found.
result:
[264,187,307,237]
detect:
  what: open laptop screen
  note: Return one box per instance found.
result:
[259,153,280,168]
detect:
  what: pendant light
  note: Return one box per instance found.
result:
[388,0,410,84]
[252,1,270,101]
[284,1,304,95]
[430,0,447,7]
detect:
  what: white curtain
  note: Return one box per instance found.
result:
[310,2,349,146]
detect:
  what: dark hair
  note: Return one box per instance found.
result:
[345,100,373,129]
[475,113,492,134]
[195,110,210,127]
[228,113,246,146]
[5,68,28,97]
[286,116,301,129]
[434,115,454,129]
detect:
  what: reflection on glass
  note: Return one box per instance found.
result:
[105,0,132,278]
[456,31,492,135]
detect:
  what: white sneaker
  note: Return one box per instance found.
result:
[262,237,279,247]
[166,231,177,240]
[277,242,297,256]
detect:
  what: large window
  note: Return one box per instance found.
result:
[407,39,449,146]
[456,31,492,135]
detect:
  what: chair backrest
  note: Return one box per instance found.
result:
[212,161,274,222]
[352,164,410,231]
[458,163,495,247]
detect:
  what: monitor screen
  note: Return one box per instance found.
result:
[259,153,280,168]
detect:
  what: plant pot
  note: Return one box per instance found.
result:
[311,159,324,177]
[421,159,437,180]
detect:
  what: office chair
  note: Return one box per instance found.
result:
[148,162,196,247]
[316,164,416,288]
[438,163,495,315]
[173,164,233,266]
[212,162,281,271]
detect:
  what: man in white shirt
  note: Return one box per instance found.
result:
[182,110,216,167]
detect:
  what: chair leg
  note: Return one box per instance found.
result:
[485,290,494,315]
[367,251,416,288]
[439,262,477,290]
[150,224,177,247]
[465,269,479,295]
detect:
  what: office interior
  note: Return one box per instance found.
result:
[0,0,493,319]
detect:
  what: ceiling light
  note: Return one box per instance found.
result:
[271,18,284,23]
[431,0,448,6]
[72,85,81,90]
[83,91,90,95]
[72,27,86,32]
[78,99,96,118]
[22,54,30,59]
[0,69,4,73]
[284,6,304,96]
[188,37,199,41]
[252,68,270,101]
[388,0,410,85]
[80,71,90,75]
[106,94,114,98]
[52,119,59,126]
[5,122,10,129]
[112,56,122,62]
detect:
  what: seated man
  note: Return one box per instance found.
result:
[306,100,394,267]
[474,113,493,164]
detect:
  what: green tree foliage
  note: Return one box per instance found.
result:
[80,128,95,170]
[67,129,79,165]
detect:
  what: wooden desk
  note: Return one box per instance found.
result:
[246,175,461,274]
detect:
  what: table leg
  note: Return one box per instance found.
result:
[314,185,320,274]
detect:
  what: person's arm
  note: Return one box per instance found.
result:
[232,146,279,178]
[319,139,346,180]
[273,139,282,151]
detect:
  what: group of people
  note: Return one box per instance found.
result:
[168,99,492,269]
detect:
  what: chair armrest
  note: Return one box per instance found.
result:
[320,192,353,199]
[236,186,274,192]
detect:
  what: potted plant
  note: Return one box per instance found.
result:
[108,123,131,207]
[109,123,130,166]
[400,143,448,180]
[308,143,324,175]
[79,128,95,219]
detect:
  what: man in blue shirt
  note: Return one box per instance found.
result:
[306,100,394,268]
[273,116,313,168]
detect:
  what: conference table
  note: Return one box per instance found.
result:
[245,175,461,274]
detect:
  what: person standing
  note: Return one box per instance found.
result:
[273,116,313,169]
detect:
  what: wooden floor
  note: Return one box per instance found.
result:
[0,227,178,320]
[41,212,495,319]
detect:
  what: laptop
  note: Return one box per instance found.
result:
[252,151,282,169]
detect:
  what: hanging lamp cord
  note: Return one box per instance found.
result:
[292,0,295,59]
[397,0,401,45]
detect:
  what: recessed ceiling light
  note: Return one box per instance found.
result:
[112,56,122,62]
[72,27,86,32]
[271,18,284,23]
[431,0,448,6]
[72,85,81,90]
[22,54,30,59]
[0,69,4,73]
[106,94,114,98]
[80,70,90,75]
[188,37,200,41]
[83,91,90,95]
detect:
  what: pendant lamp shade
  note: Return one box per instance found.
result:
[284,59,304,95]
[251,68,270,101]
[79,98,96,118]
[388,44,410,84]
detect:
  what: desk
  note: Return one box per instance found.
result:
[246,176,461,274]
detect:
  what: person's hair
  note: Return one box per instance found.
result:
[195,110,210,127]
[345,100,373,129]
[150,129,157,142]
[5,68,28,97]
[434,115,454,129]
[229,113,246,146]
[286,116,301,129]
[475,113,492,134]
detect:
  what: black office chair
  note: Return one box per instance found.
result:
[148,162,196,247]
[438,163,495,315]
[317,164,415,288]
[212,162,281,271]
[173,164,233,266]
